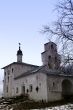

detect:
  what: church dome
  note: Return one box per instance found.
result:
[17,43,23,55]
[17,49,23,55]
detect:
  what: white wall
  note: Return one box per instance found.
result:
[13,64,37,78]
[14,72,48,101]
[47,75,73,102]
[3,63,38,97]
[3,65,14,97]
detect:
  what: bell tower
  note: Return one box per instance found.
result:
[17,43,23,62]
[41,42,61,69]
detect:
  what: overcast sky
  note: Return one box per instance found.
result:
[0,0,58,93]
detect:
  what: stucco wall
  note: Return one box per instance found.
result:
[3,65,14,97]
[3,64,37,97]
[3,63,73,102]
[14,72,48,101]
[47,75,73,102]
[13,64,37,78]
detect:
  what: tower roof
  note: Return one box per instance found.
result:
[17,43,23,55]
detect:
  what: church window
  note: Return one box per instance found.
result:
[53,82,55,87]
[12,68,13,73]
[29,84,33,92]
[48,55,51,60]
[5,72,6,76]
[48,55,52,68]
[36,86,39,93]
[22,85,25,94]
[8,76,9,82]
[27,89,29,93]
[55,57,57,62]
[6,86,8,93]
[16,87,18,93]
[51,44,53,49]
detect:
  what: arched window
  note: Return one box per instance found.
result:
[12,68,14,73]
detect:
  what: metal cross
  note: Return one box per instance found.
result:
[19,43,21,50]
[19,43,21,47]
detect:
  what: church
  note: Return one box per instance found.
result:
[2,42,73,102]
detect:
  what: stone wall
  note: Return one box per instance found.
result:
[41,42,61,69]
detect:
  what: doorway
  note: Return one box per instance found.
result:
[62,79,72,99]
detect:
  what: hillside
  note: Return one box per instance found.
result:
[0,94,73,110]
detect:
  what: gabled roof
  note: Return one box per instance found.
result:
[2,62,39,69]
[14,66,43,80]
[14,65,73,80]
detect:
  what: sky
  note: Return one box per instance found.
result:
[0,0,58,94]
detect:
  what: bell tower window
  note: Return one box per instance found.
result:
[55,57,57,62]
[48,55,52,69]
[51,44,53,49]
[48,55,51,60]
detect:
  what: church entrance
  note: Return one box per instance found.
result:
[62,79,73,99]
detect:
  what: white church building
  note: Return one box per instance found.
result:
[2,42,73,102]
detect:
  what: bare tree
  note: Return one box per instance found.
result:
[44,0,73,65]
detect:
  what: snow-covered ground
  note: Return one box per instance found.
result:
[33,104,73,110]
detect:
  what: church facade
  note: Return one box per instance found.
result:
[2,42,73,102]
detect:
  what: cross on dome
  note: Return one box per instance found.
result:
[19,43,21,50]
[17,42,23,56]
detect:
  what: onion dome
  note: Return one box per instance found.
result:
[17,43,23,55]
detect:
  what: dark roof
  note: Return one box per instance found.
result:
[17,49,23,55]
[14,65,73,80]
[41,51,47,54]
[46,70,73,77]
[2,62,39,69]
[17,45,23,55]
[44,42,57,46]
